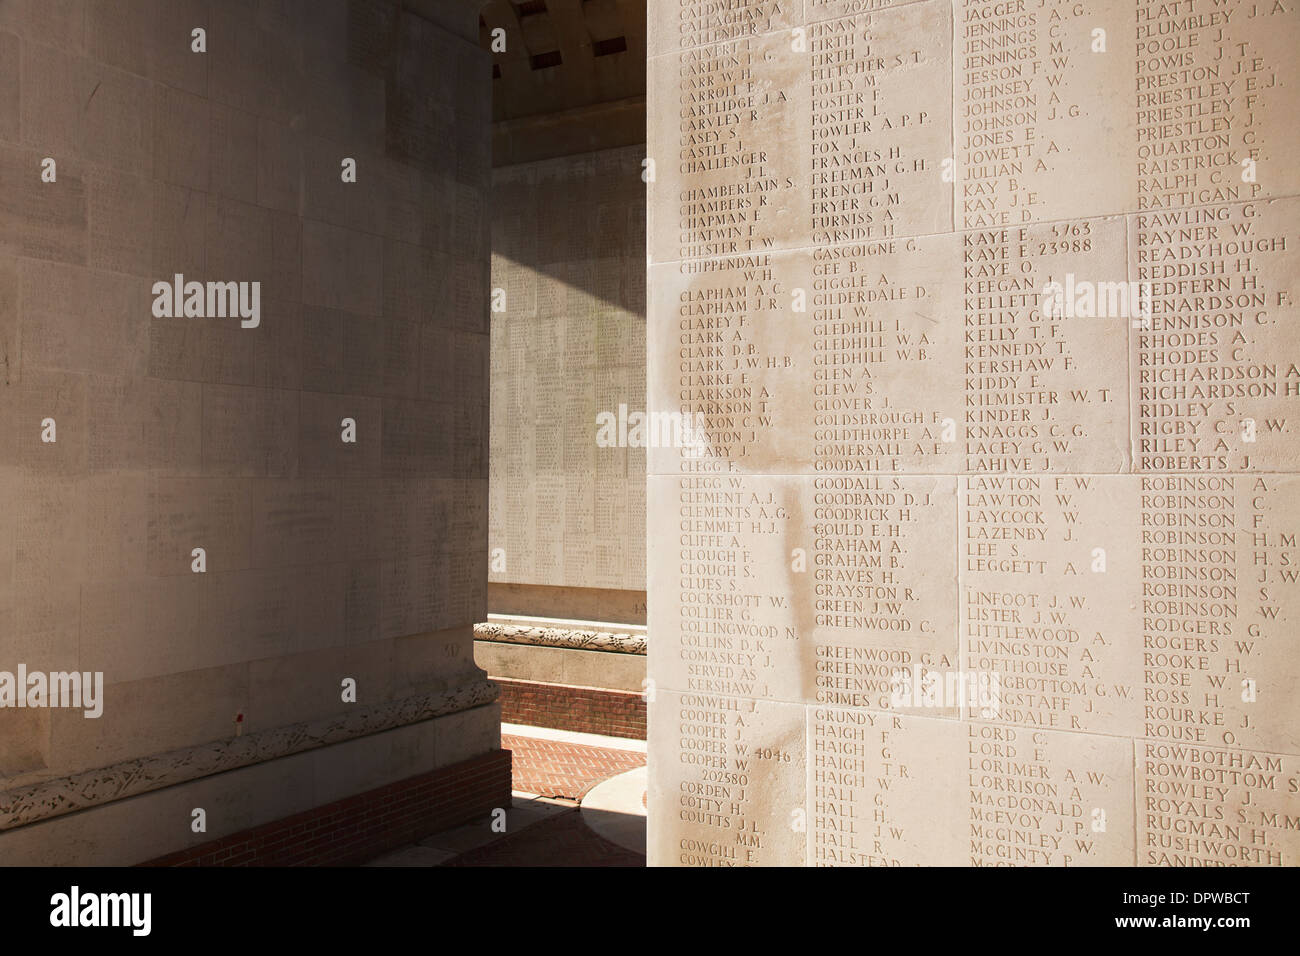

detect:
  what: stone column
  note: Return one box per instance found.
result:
[0,0,503,865]
[647,0,1300,866]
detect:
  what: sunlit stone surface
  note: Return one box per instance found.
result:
[647,0,1300,867]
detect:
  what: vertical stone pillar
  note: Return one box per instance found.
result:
[0,0,503,865]
[647,0,1300,866]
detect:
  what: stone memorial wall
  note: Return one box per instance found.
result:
[0,0,501,865]
[646,0,1300,865]
[489,145,647,594]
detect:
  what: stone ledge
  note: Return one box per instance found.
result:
[474,620,647,655]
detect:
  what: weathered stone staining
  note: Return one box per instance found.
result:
[653,473,959,713]
[650,690,806,866]
[648,0,1300,866]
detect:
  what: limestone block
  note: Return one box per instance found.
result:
[380,396,456,477]
[85,0,208,96]
[3,367,87,475]
[249,479,343,570]
[647,692,805,866]
[393,627,489,696]
[46,661,253,777]
[86,164,153,275]
[247,641,396,733]
[0,144,87,264]
[80,60,153,174]
[1136,740,1300,866]
[10,475,82,672]
[18,42,83,156]
[303,219,383,316]
[153,84,210,190]
[150,182,205,278]
[0,32,20,144]
[269,209,303,303]
[19,259,147,375]
[205,194,273,288]
[301,135,386,236]
[80,575,205,684]
[200,383,298,477]
[83,473,150,582]
[299,390,383,478]
[810,711,1136,866]
[255,116,303,214]
[649,473,959,711]
[384,238,439,321]
[150,295,302,390]
[207,1,301,126]
[1129,197,1300,473]
[209,103,258,205]
[434,701,501,767]
[87,374,202,474]
[0,1,84,52]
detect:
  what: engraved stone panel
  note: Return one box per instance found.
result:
[649,0,1300,866]
[649,216,1130,477]
[1136,740,1300,866]
[488,146,647,594]
[647,691,806,866]
[649,473,959,710]
[809,709,1135,866]
[1130,197,1300,473]
[0,2,497,851]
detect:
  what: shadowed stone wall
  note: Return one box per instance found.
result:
[0,0,500,865]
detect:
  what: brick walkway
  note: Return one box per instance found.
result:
[364,730,647,867]
[503,732,646,801]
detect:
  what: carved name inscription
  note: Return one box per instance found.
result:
[649,0,1300,866]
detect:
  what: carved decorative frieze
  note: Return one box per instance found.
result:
[0,679,499,831]
[474,621,647,655]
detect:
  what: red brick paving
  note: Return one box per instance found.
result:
[503,732,645,801]
[442,809,644,867]
[439,732,647,866]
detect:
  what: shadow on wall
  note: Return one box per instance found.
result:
[491,147,647,317]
